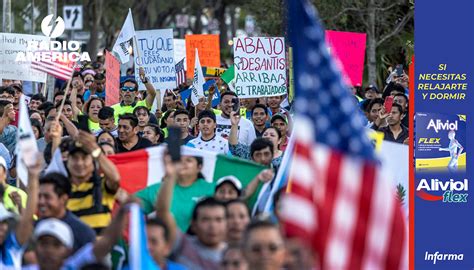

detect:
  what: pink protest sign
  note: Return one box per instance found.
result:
[105,51,120,106]
[325,30,366,86]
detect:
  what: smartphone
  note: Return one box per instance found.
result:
[167,127,182,162]
[384,96,394,113]
[76,115,90,133]
[232,97,239,112]
[396,64,404,76]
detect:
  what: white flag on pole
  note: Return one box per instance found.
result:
[191,49,205,105]
[16,95,39,185]
[112,9,136,64]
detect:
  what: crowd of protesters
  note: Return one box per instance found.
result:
[0,48,409,270]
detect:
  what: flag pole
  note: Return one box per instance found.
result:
[55,79,72,122]
[133,35,141,66]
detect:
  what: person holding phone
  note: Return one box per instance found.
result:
[372,103,408,144]
[215,92,256,145]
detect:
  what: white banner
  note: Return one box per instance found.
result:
[173,38,186,69]
[16,95,39,185]
[233,37,287,98]
[379,141,409,214]
[191,49,205,105]
[134,29,176,91]
[0,33,48,82]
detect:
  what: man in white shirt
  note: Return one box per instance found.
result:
[216,92,256,146]
[188,110,229,154]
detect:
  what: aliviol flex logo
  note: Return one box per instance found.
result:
[15,14,91,63]
[416,178,468,203]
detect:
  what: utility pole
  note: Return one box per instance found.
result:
[46,0,57,102]
[31,0,35,34]
[3,0,12,33]
[31,0,37,93]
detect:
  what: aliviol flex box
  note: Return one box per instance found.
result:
[415,113,466,172]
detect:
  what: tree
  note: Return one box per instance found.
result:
[244,0,414,86]
[316,0,414,85]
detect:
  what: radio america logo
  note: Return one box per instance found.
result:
[416,178,468,203]
[15,14,91,63]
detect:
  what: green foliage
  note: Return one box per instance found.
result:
[397,183,406,205]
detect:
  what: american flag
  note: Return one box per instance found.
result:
[175,58,186,86]
[281,1,408,270]
[31,53,75,81]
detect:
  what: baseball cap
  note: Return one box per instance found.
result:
[81,69,96,77]
[365,84,379,93]
[34,218,73,249]
[67,141,89,155]
[270,113,288,125]
[216,176,243,195]
[10,84,23,93]
[0,203,16,222]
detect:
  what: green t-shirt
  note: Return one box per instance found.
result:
[111,100,149,120]
[135,178,215,232]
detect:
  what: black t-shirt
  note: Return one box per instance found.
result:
[117,136,153,153]
[182,135,195,145]
[378,125,409,144]
[62,211,97,252]
[165,134,195,145]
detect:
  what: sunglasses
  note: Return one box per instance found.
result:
[121,86,136,92]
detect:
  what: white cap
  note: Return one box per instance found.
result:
[34,218,73,249]
[0,203,15,222]
[216,175,242,191]
[0,156,7,170]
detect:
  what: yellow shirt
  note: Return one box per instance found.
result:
[3,185,27,214]
[212,108,247,117]
[67,177,116,232]
[111,100,149,120]
[88,119,101,134]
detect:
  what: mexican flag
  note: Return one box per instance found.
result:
[108,145,265,194]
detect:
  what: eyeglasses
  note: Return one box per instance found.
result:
[249,243,283,254]
[121,86,135,92]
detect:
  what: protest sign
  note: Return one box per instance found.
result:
[134,29,175,91]
[202,66,227,77]
[105,51,120,106]
[173,39,186,69]
[185,35,220,79]
[325,30,366,86]
[233,37,287,98]
[0,33,48,82]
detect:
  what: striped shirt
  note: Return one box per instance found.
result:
[66,174,116,233]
